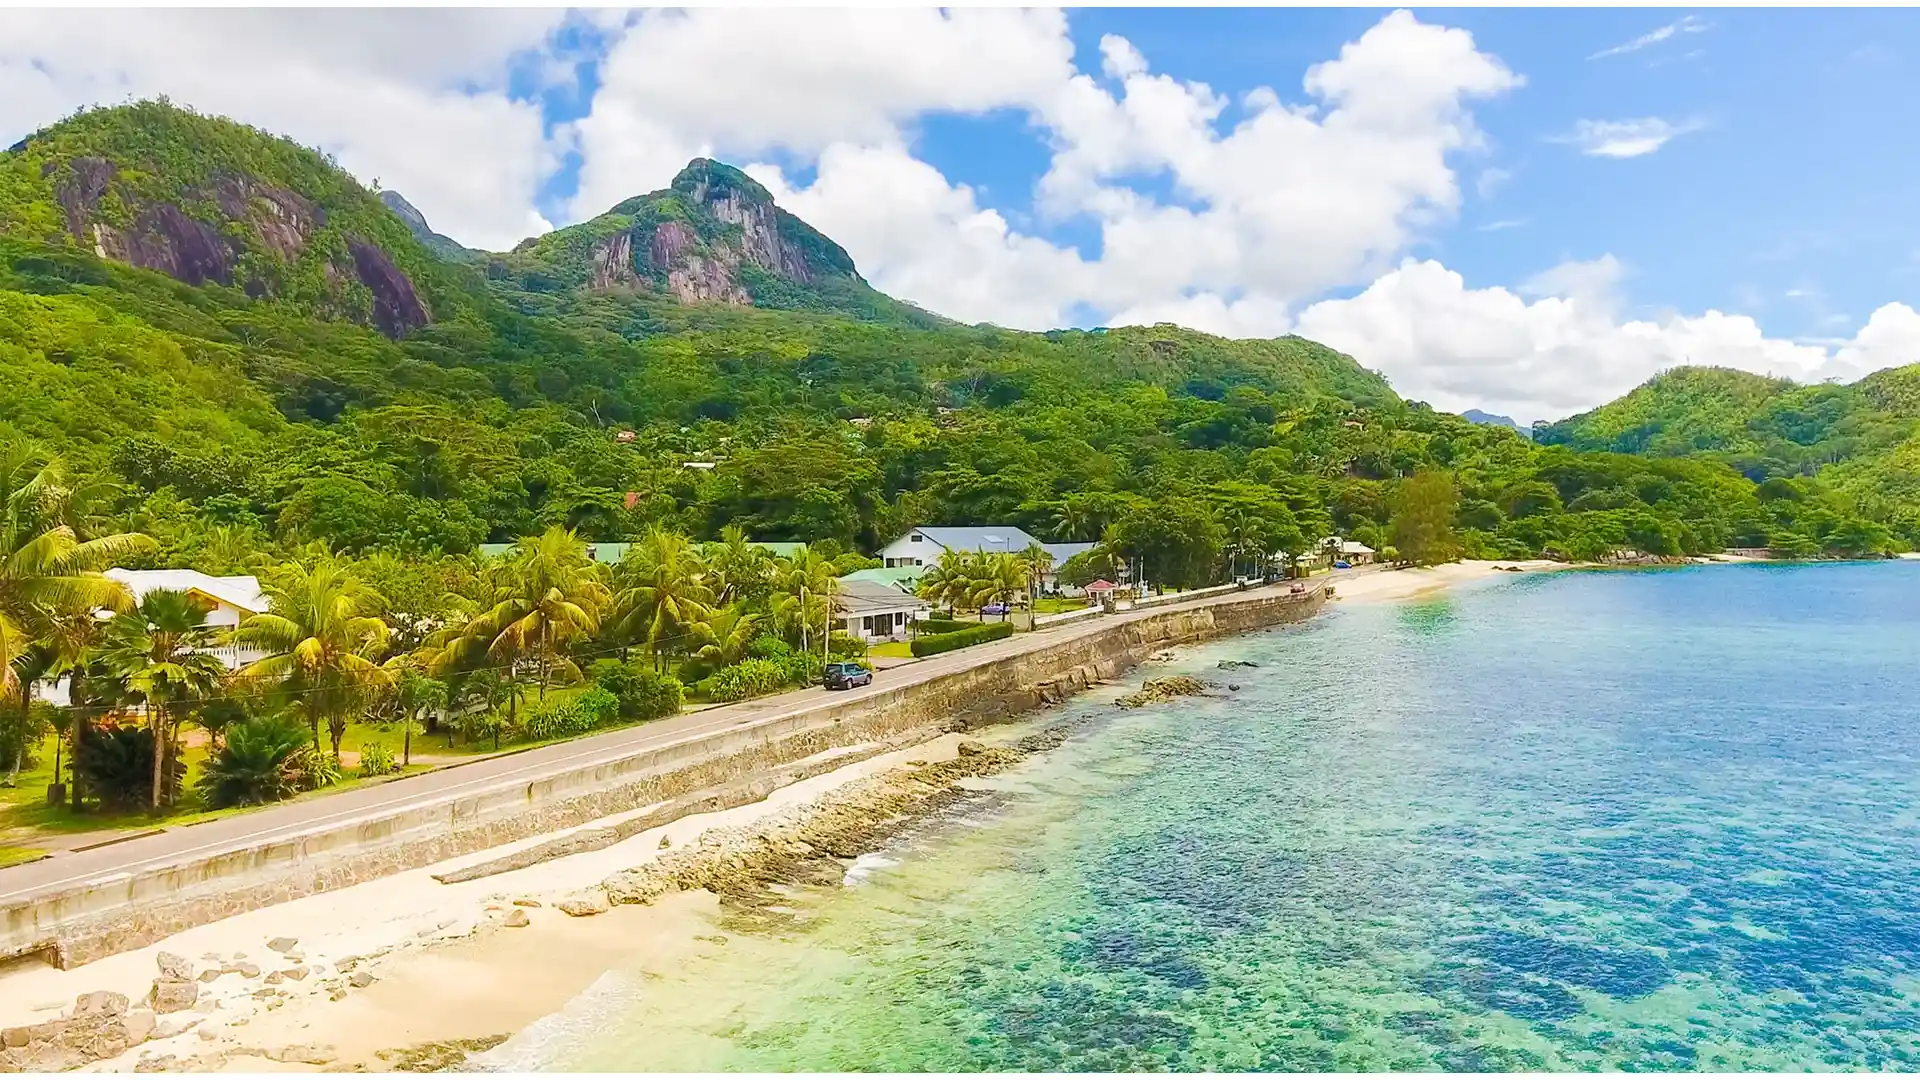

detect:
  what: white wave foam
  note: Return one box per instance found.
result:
[841,850,898,887]
[466,968,645,1072]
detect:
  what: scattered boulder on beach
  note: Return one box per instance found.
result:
[348,972,376,989]
[1117,676,1211,708]
[604,870,664,906]
[154,952,192,981]
[502,909,531,928]
[1217,660,1260,670]
[511,898,542,908]
[556,890,611,917]
[147,978,198,1014]
[265,937,299,955]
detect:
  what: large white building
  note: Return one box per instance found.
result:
[104,568,270,669]
[877,526,1093,592]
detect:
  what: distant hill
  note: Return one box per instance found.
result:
[484,158,950,330]
[1462,409,1528,435]
[1535,364,1920,514]
[378,190,477,264]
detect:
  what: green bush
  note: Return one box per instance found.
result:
[517,686,625,742]
[703,655,815,702]
[286,746,342,792]
[356,741,398,779]
[199,715,310,807]
[910,621,1015,657]
[918,617,971,635]
[75,725,184,810]
[588,659,685,721]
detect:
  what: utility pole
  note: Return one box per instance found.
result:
[799,584,808,653]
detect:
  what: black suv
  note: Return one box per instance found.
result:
[823,662,874,691]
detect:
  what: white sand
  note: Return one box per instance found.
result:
[1,735,967,1072]
[1326,559,1563,604]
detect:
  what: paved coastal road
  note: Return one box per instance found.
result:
[0,582,1315,906]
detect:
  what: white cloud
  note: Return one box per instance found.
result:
[0,9,569,249]
[1475,166,1512,199]
[565,8,1074,220]
[1294,258,1914,424]
[1552,117,1704,159]
[1588,15,1711,61]
[1477,219,1528,232]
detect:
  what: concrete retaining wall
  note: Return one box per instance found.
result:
[4,587,1324,968]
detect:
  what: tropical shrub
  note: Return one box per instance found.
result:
[588,659,685,721]
[284,746,343,792]
[199,715,310,807]
[356,740,398,778]
[910,621,1015,658]
[75,726,183,810]
[917,617,971,635]
[702,656,813,702]
[517,687,622,742]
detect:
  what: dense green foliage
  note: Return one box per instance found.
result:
[0,97,1907,615]
[1538,366,1920,547]
[910,621,1016,658]
[198,714,309,807]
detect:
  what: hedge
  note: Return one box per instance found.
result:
[918,617,973,635]
[910,621,1015,657]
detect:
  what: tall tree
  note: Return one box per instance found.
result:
[0,446,150,709]
[466,527,609,695]
[612,527,712,671]
[1389,471,1463,567]
[97,589,227,809]
[705,524,774,608]
[233,556,393,756]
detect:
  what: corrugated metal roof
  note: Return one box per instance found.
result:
[106,568,267,615]
[834,578,932,615]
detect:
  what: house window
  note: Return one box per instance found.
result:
[910,533,923,543]
[894,612,906,627]
[862,615,875,632]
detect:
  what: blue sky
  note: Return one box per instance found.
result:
[4,7,1918,420]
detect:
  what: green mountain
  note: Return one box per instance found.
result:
[485,158,948,329]
[0,99,1905,566]
[1535,364,1920,514]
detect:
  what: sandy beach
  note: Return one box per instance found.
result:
[0,560,1557,1073]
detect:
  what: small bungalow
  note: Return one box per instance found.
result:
[1315,537,1377,566]
[834,577,931,643]
[842,564,927,590]
[103,568,270,669]
[1083,579,1122,605]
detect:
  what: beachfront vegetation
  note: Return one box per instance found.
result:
[0,101,1912,830]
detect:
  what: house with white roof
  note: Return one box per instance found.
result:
[877,526,1094,593]
[105,568,271,668]
[833,576,931,643]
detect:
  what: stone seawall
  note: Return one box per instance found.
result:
[5,587,1324,969]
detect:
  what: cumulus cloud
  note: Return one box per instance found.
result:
[1553,117,1704,159]
[565,8,1075,220]
[1294,258,1917,425]
[0,9,568,249]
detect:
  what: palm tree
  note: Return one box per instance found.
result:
[0,446,151,708]
[692,605,762,669]
[915,549,974,617]
[35,606,114,809]
[97,589,228,809]
[466,527,609,697]
[233,556,393,757]
[612,528,711,672]
[706,524,772,607]
[972,553,1026,621]
[1018,542,1054,605]
[771,545,839,651]
[1224,512,1259,581]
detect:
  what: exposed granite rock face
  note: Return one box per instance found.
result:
[44,157,430,340]
[348,240,429,338]
[590,229,636,290]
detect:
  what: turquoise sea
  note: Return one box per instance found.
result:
[512,563,1920,1071]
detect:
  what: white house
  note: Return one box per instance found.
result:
[1316,538,1377,566]
[877,526,1094,593]
[834,577,931,643]
[104,568,271,669]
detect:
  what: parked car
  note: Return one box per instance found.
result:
[823,662,873,691]
[981,603,1010,616]
[1333,560,1352,569]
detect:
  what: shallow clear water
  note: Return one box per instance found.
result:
[534,563,1920,1071]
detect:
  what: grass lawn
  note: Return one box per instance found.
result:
[868,640,914,659]
[1032,597,1089,614]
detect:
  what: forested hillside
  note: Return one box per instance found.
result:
[0,99,1910,573]
[1536,364,1920,537]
